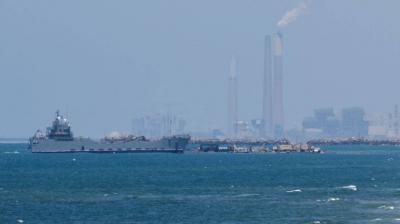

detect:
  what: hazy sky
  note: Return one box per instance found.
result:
[1,0,400,137]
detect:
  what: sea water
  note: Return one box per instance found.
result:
[1,144,400,223]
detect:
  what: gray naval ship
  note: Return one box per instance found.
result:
[29,111,190,153]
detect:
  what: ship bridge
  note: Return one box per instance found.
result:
[47,110,74,141]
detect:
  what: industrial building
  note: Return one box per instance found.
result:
[302,107,369,138]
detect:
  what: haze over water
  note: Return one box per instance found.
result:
[1,1,400,137]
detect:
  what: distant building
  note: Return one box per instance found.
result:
[302,107,370,138]
[302,108,340,137]
[211,129,224,138]
[368,105,400,139]
[340,107,369,137]
[250,119,263,138]
[235,121,254,139]
[386,105,400,138]
[132,113,186,138]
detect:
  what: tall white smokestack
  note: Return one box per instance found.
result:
[273,32,284,138]
[228,56,238,138]
[262,35,273,138]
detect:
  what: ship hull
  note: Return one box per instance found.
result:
[30,136,189,153]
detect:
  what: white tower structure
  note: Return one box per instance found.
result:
[262,35,273,138]
[273,32,284,138]
[228,56,238,138]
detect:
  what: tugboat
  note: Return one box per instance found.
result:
[29,111,190,153]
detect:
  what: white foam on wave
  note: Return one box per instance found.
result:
[378,205,395,210]
[17,219,24,223]
[138,194,215,200]
[4,151,19,154]
[340,185,358,191]
[395,218,400,221]
[327,197,340,202]
[233,193,260,198]
[286,189,302,193]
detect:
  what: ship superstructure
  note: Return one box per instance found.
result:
[29,111,190,153]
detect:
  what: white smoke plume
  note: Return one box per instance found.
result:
[277,2,307,28]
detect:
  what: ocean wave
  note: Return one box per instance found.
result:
[327,197,340,202]
[3,151,20,154]
[232,193,260,198]
[339,185,358,191]
[137,194,215,200]
[316,197,340,203]
[137,193,261,200]
[378,205,395,210]
[286,189,302,193]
